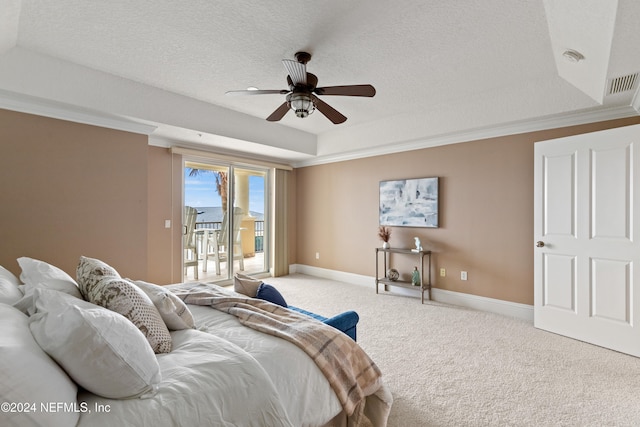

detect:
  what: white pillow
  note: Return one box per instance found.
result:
[132,280,195,330]
[13,257,82,314]
[77,256,172,353]
[233,272,263,297]
[29,289,162,399]
[0,266,23,304]
[0,303,79,427]
[0,265,21,286]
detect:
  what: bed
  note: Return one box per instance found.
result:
[0,256,392,427]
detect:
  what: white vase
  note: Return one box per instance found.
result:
[382,242,390,249]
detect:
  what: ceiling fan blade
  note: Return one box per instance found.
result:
[226,89,289,96]
[266,102,290,122]
[311,95,347,124]
[282,59,307,85]
[314,84,376,97]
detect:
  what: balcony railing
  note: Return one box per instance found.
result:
[196,220,264,252]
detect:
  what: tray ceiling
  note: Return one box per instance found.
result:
[1,0,639,165]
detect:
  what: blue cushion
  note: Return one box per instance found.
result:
[323,311,359,337]
[288,306,327,322]
[288,306,359,341]
[256,283,288,307]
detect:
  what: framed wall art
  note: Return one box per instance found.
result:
[379,177,439,228]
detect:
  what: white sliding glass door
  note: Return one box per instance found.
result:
[183,160,268,283]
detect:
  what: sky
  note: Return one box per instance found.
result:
[184,169,265,213]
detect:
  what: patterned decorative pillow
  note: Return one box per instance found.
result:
[133,280,195,331]
[76,257,172,354]
[86,277,172,353]
[76,256,120,297]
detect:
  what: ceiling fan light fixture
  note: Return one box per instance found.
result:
[287,93,315,118]
[227,52,375,124]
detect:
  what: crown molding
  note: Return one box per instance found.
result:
[3,86,638,169]
[293,105,640,168]
[632,87,640,115]
[169,145,293,171]
[0,89,157,135]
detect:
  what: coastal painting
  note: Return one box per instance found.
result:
[379,177,439,227]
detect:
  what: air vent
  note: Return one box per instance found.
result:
[607,73,639,95]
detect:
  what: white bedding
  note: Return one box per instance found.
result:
[78,328,295,427]
[2,258,385,427]
[77,288,344,427]
[186,303,344,426]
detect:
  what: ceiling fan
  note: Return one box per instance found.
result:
[225,51,376,124]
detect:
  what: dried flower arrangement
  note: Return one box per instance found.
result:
[378,226,391,242]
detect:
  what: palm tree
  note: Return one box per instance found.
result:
[187,168,228,212]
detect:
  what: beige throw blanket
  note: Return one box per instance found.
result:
[171,283,391,426]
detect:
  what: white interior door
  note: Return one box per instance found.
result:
[534,124,640,356]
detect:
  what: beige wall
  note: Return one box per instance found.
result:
[0,108,272,285]
[147,146,183,284]
[3,107,639,302]
[0,109,149,279]
[294,117,640,305]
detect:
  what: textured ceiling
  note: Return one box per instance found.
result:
[1,0,640,165]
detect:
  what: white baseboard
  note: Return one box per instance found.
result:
[289,264,372,286]
[289,264,534,322]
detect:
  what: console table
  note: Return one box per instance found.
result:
[375,247,432,303]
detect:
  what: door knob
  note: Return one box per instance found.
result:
[536,241,545,248]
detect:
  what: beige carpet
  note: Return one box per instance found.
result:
[265,274,640,427]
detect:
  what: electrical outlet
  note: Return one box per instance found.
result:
[164,219,171,228]
[315,252,320,260]
[440,268,446,277]
[461,271,468,281]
